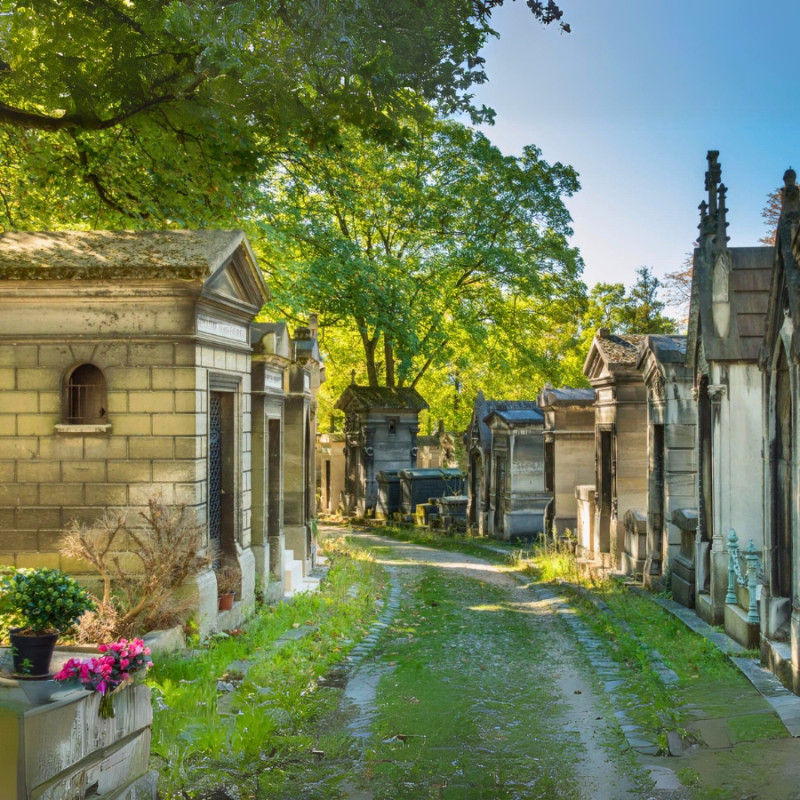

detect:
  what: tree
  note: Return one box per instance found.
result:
[662,252,693,331]
[0,0,568,230]
[580,267,676,346]
[760,187,781,246]
[258,118,584,423]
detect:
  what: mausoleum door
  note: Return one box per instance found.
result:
[494,458,506,534]
[267,418,282,579]
[772,347,793,599]
[209,391,236,562]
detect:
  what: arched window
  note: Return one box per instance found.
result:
[65,364,107,424]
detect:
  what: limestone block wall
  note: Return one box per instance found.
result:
[0,339,253,578]
[552,433,595,533]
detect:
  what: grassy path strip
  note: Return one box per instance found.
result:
[340,530,643,800]
[148,536,386,799]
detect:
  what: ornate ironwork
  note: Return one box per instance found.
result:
[209,392,222,564]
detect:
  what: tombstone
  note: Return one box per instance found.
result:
[484,405,550,541]
[399,468,466,515]
[636,335,695,590]
[376,470,402,519]
[0,230,273,636]
[583,330,648,571]
[760,165,800,690]
[335,385,429,516]
[416,419,458,469]
[686,151,770,628]
[671,508,699,608]
[536,384,595,536]
[439,495,469,531]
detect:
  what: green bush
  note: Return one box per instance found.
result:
[2,568,96,634]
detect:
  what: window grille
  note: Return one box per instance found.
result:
[66,364,106,423]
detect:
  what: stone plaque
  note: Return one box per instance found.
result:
[264,368,283,392]
[197,314,248,343]
[304,372,311,393]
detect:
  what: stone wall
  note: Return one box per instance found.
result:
[0,682,156,800]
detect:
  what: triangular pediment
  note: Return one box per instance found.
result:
[201,241,270,314]
[206,262,251,303]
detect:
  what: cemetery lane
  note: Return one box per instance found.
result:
[320,528,645,800]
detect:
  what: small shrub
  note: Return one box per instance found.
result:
[1,567,95,635]
[61,494,210,639]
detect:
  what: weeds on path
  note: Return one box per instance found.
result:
[148,537,385,799]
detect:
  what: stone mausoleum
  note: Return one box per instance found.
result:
[583,330,648,573]
[335,384,428,516]
[0,230,320,633]
[536,384,595,536]
[483,403,550,541]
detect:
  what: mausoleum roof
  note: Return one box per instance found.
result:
[536,385,595,409]
[334,385,429,412]
[485,407,544,425]
[0,229,255,282]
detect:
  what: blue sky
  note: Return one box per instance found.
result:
[471,0,800,292]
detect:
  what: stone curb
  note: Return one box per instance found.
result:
[637,589,800,737]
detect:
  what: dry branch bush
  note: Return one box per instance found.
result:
[61,495,211,640]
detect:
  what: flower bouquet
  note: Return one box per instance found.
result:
[53,638,152,718]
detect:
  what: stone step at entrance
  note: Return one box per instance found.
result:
[283,548,321,597]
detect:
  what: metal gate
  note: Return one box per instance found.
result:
[209,392,222,562]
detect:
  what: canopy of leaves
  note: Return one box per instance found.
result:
[257,118,585,427]
[0,0,567,230]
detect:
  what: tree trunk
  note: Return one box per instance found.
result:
[384,336,396,388]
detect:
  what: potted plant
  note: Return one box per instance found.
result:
[215,564,240,611]
[2,567,95,676]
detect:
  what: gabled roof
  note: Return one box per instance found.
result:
[0,229,269,310]
[334,385,429,412]
[468,392,542,451]
[686,153,772,369]
[761,169,800,366]
[583,331,646,383]
[636,335,687,371]
[536,385,595,410]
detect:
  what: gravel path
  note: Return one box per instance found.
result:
[332,529,655,799]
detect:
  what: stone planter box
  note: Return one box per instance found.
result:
[0,677,157,799]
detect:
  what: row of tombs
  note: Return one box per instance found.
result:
[3,151,800,696]
[316,152,800,697]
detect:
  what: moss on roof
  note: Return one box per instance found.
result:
[0,230,248,280]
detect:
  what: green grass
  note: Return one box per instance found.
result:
[353,568,596,799]
[148,536,386,798]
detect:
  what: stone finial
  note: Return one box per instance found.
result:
[715,184,729,249]
[698,199,708,232]
[705,150,721,217]
[309,313,318,338]
[700,151,721,241]
[351,369,356,385]
[781,166,800,218]
[598,327,610,339]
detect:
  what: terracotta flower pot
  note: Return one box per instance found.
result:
[218,592,235,611]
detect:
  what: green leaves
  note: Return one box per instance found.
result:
[0,0,562,229]
[1,567,95,634]
[259,117,585,426]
